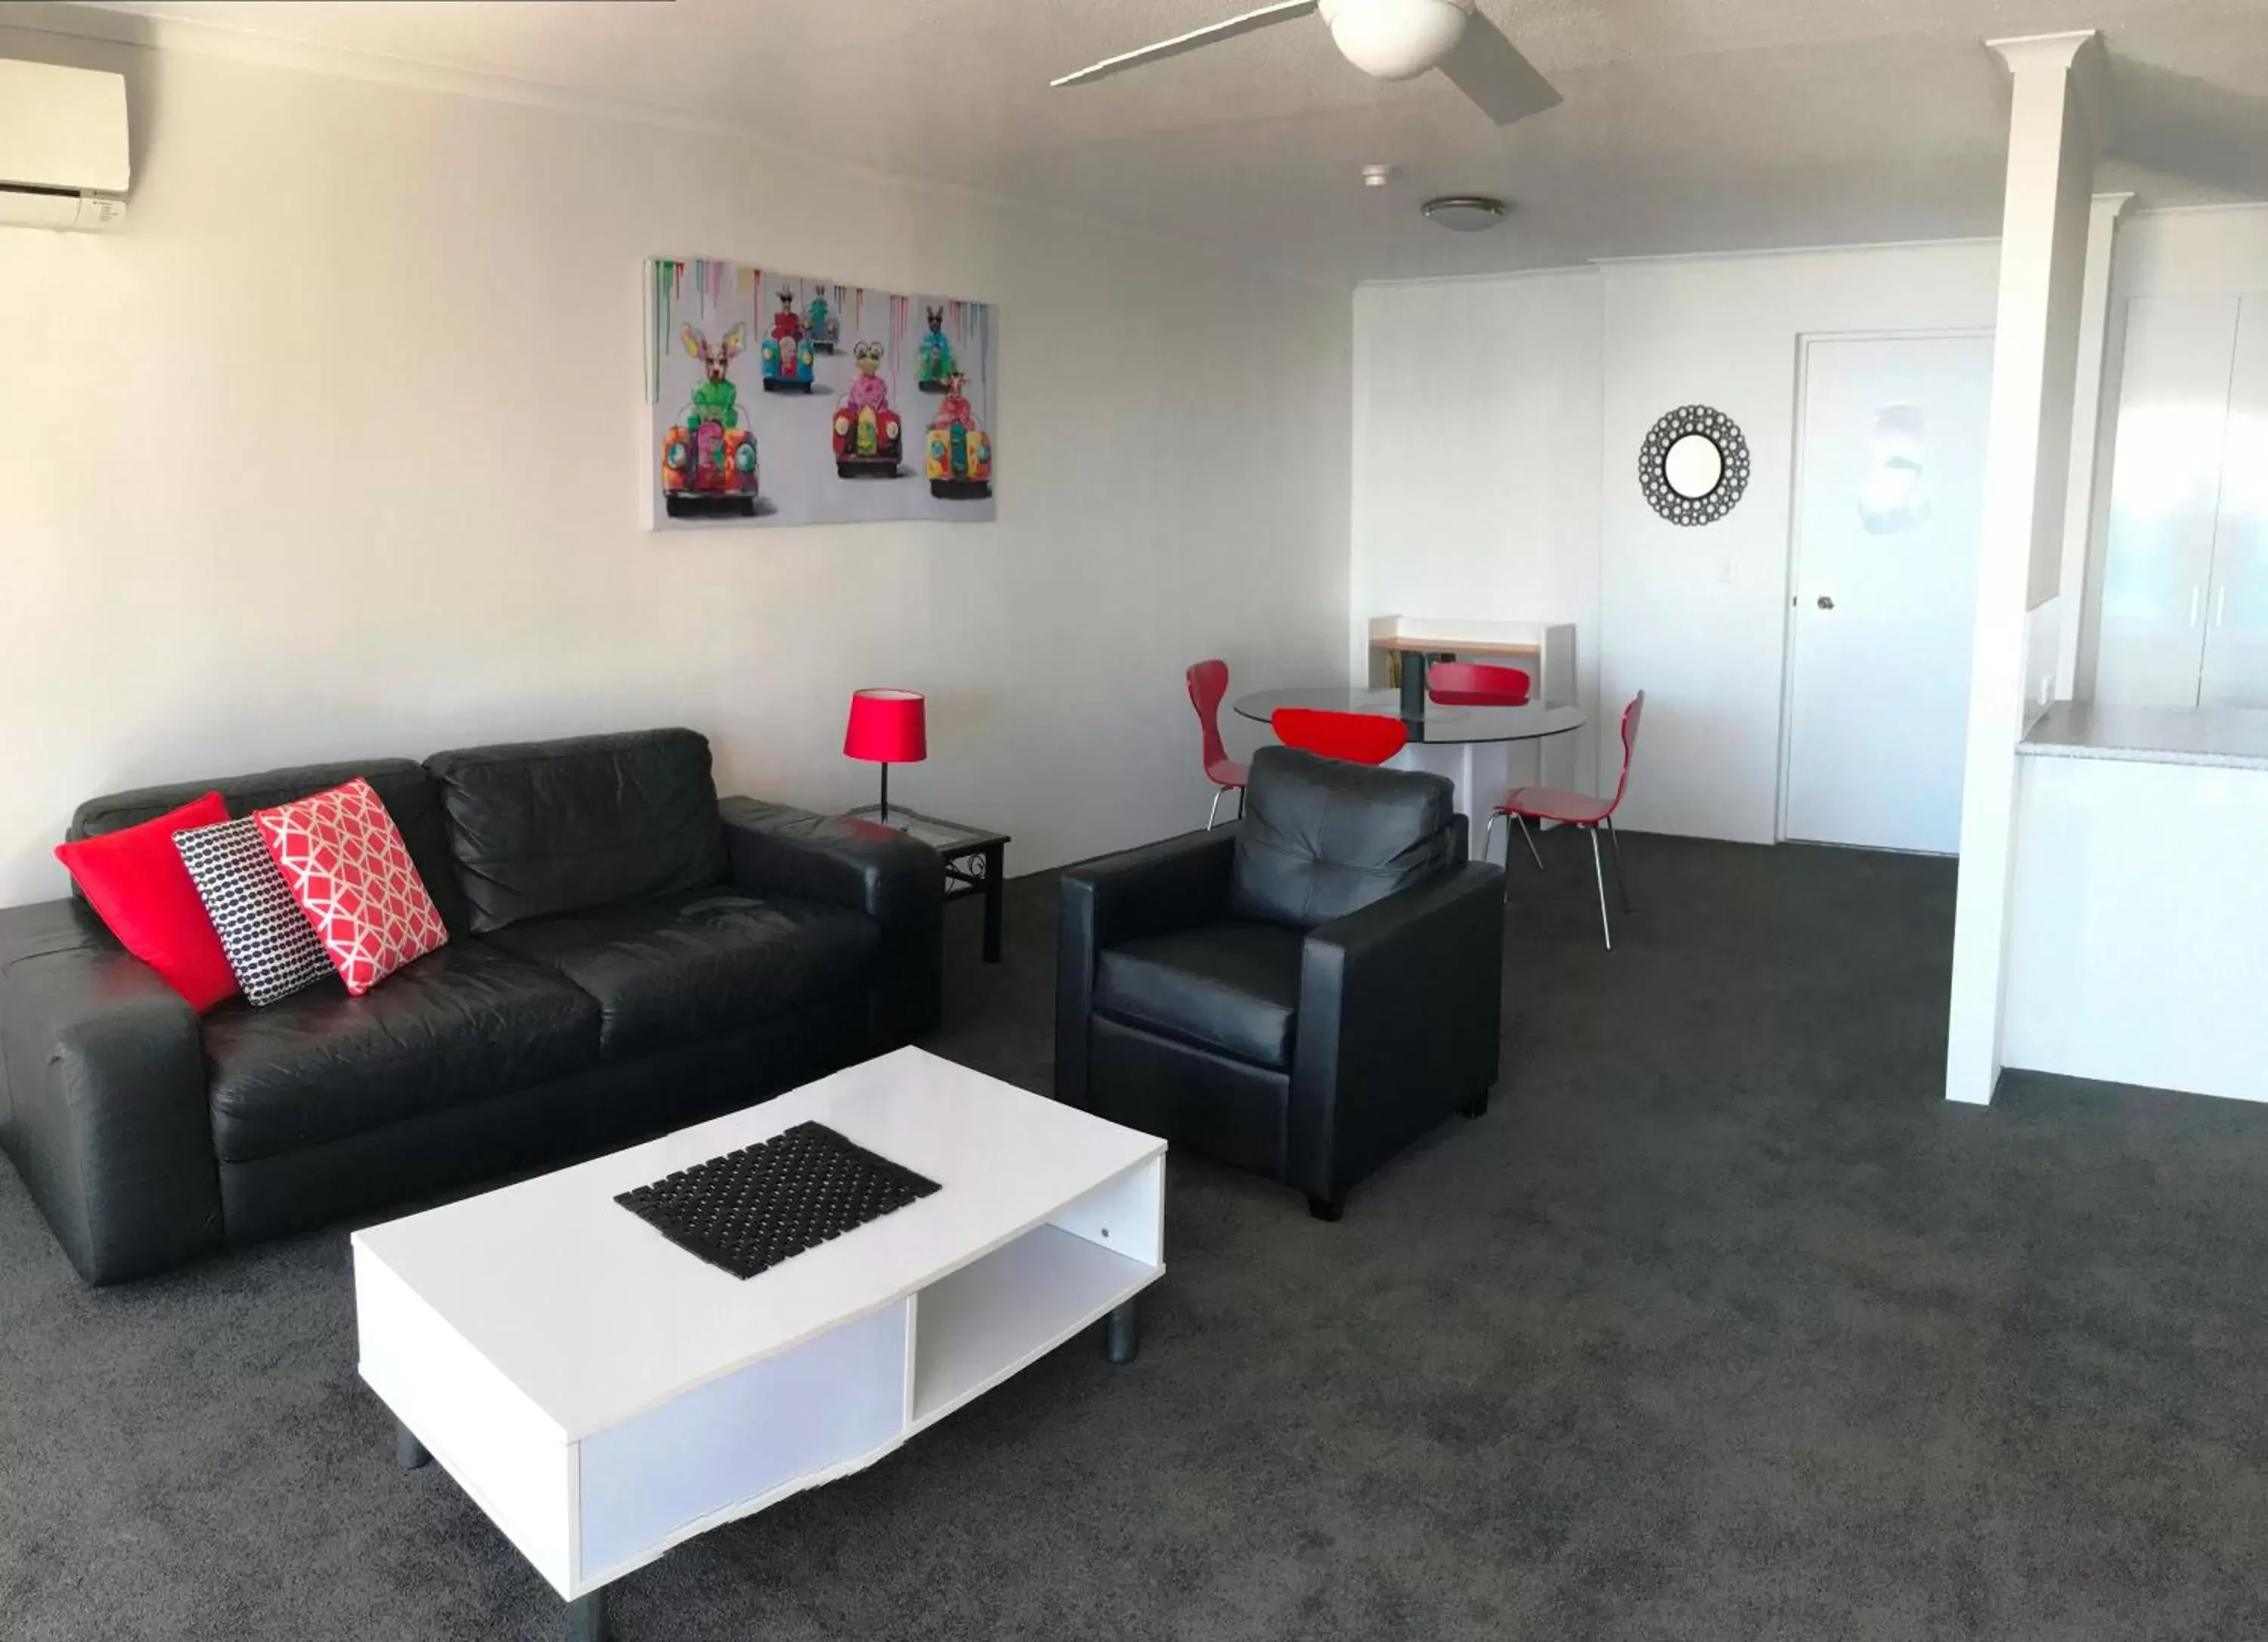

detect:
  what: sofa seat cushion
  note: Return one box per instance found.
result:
[484,888,879,1061]
[203,941,601,1164]
[1094,919,1304,1070]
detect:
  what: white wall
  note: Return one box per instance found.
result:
[1350,270,1603,797]
[0,28,1350,905]
[1352,243,2004,844]
[1598,243,2002,842]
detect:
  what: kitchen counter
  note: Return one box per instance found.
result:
[2018,702,2268,770]
[2002,700,2268,1105]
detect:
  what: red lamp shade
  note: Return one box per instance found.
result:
[844,688,928,764]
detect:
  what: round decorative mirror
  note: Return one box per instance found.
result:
[1662,432,1724,499]
[1639,405,1749,526]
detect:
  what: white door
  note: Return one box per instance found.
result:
[1783,334,1993,854]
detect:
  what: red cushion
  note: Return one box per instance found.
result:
[52,792,240,1012]
[254,779,449,997]
[1269,707,1410,766]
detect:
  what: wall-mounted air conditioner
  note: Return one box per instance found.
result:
[0,58,130,231]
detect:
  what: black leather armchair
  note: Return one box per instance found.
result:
[1056,746,1504,1219]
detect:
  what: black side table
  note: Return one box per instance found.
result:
[845,805,1009,963]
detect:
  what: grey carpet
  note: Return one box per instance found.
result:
[5,832,2267,1640]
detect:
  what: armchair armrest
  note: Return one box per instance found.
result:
[719,797,945,1046]
[1287,862,1504,1204]
[0,900,222,1284]
[1054,827,1238,1110]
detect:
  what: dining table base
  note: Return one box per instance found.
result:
[1394,739,1544,866]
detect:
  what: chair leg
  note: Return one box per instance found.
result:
[1588,826,1613,951]
[1514,813,1545,871]
[1237,787,1245,819]
[1603,814,1631,914]
[1207,787,1225,830]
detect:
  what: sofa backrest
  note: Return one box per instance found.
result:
[423,728,726,933]
[70,759,472,937]
[1228,745,1457,931]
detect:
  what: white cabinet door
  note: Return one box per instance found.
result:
[2093,295,2241,706]
[2199,295,2268,708]
[1783,333,1992,854]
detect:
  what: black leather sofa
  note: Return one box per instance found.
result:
[1055,746,1504,1219]
[0,728,943,1284]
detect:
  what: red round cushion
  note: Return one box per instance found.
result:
[53,791,240,1012]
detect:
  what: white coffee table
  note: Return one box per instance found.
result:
[352,1046,1167,1640]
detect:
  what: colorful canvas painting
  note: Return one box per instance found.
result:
[645,257,997,529]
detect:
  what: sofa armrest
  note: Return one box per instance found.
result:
[719,797,945,1046]
[0,900,222,1284]
[1054,827,1238,1110]
[1287,862,1504,1204]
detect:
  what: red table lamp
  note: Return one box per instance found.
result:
[844,688,927,822]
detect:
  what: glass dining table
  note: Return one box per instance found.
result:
[1233,687,1588,861]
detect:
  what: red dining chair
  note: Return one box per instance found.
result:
[1185,660,1249,829]
[1270,708,1410,766]
[1427,661,1532,707]
[1487,691,1645,950]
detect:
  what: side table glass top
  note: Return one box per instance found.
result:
[844,804,1009,852]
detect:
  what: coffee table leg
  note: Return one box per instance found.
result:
[565,1587,608,1642]
[1103,1300,1138,1365]
[395,1420,429,1470]
[981,842,1005,964]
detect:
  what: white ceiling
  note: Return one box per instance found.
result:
[48,0,2268,283]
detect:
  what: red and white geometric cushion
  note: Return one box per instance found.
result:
[253,779,449,996]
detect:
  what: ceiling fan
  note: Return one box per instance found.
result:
[1051,0,1562,127]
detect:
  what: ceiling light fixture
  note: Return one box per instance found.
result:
[1421,194,1509,231]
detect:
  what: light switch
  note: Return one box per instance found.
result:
[1718,555,1736,584]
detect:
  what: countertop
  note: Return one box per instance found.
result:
[2019,702,2268,770]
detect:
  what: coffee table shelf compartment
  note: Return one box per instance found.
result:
[577,1300,911,1584]
[909,1157,1163,1428]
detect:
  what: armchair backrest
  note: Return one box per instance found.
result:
[1228,746,1457,931]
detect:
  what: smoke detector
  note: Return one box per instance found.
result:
[1362,163,1398,188]
[1421,194,1509,231]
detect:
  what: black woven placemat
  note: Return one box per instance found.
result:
[615,1121,940,1280]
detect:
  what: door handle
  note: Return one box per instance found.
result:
[1816,595,1835,610]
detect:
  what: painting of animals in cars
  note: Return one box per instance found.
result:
[646,256,996,530]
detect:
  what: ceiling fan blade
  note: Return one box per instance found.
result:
[1436,12,1561,125]
[1052,0,1319,87]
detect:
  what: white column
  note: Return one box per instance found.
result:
[2055,191,2134,698]
[1945,32,2109,1105]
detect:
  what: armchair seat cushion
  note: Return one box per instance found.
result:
[205,942,600,1164]
[485,887,878,1060]
[1093,919,1303,1070]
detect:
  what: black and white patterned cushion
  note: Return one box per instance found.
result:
[173,816,333,1006]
